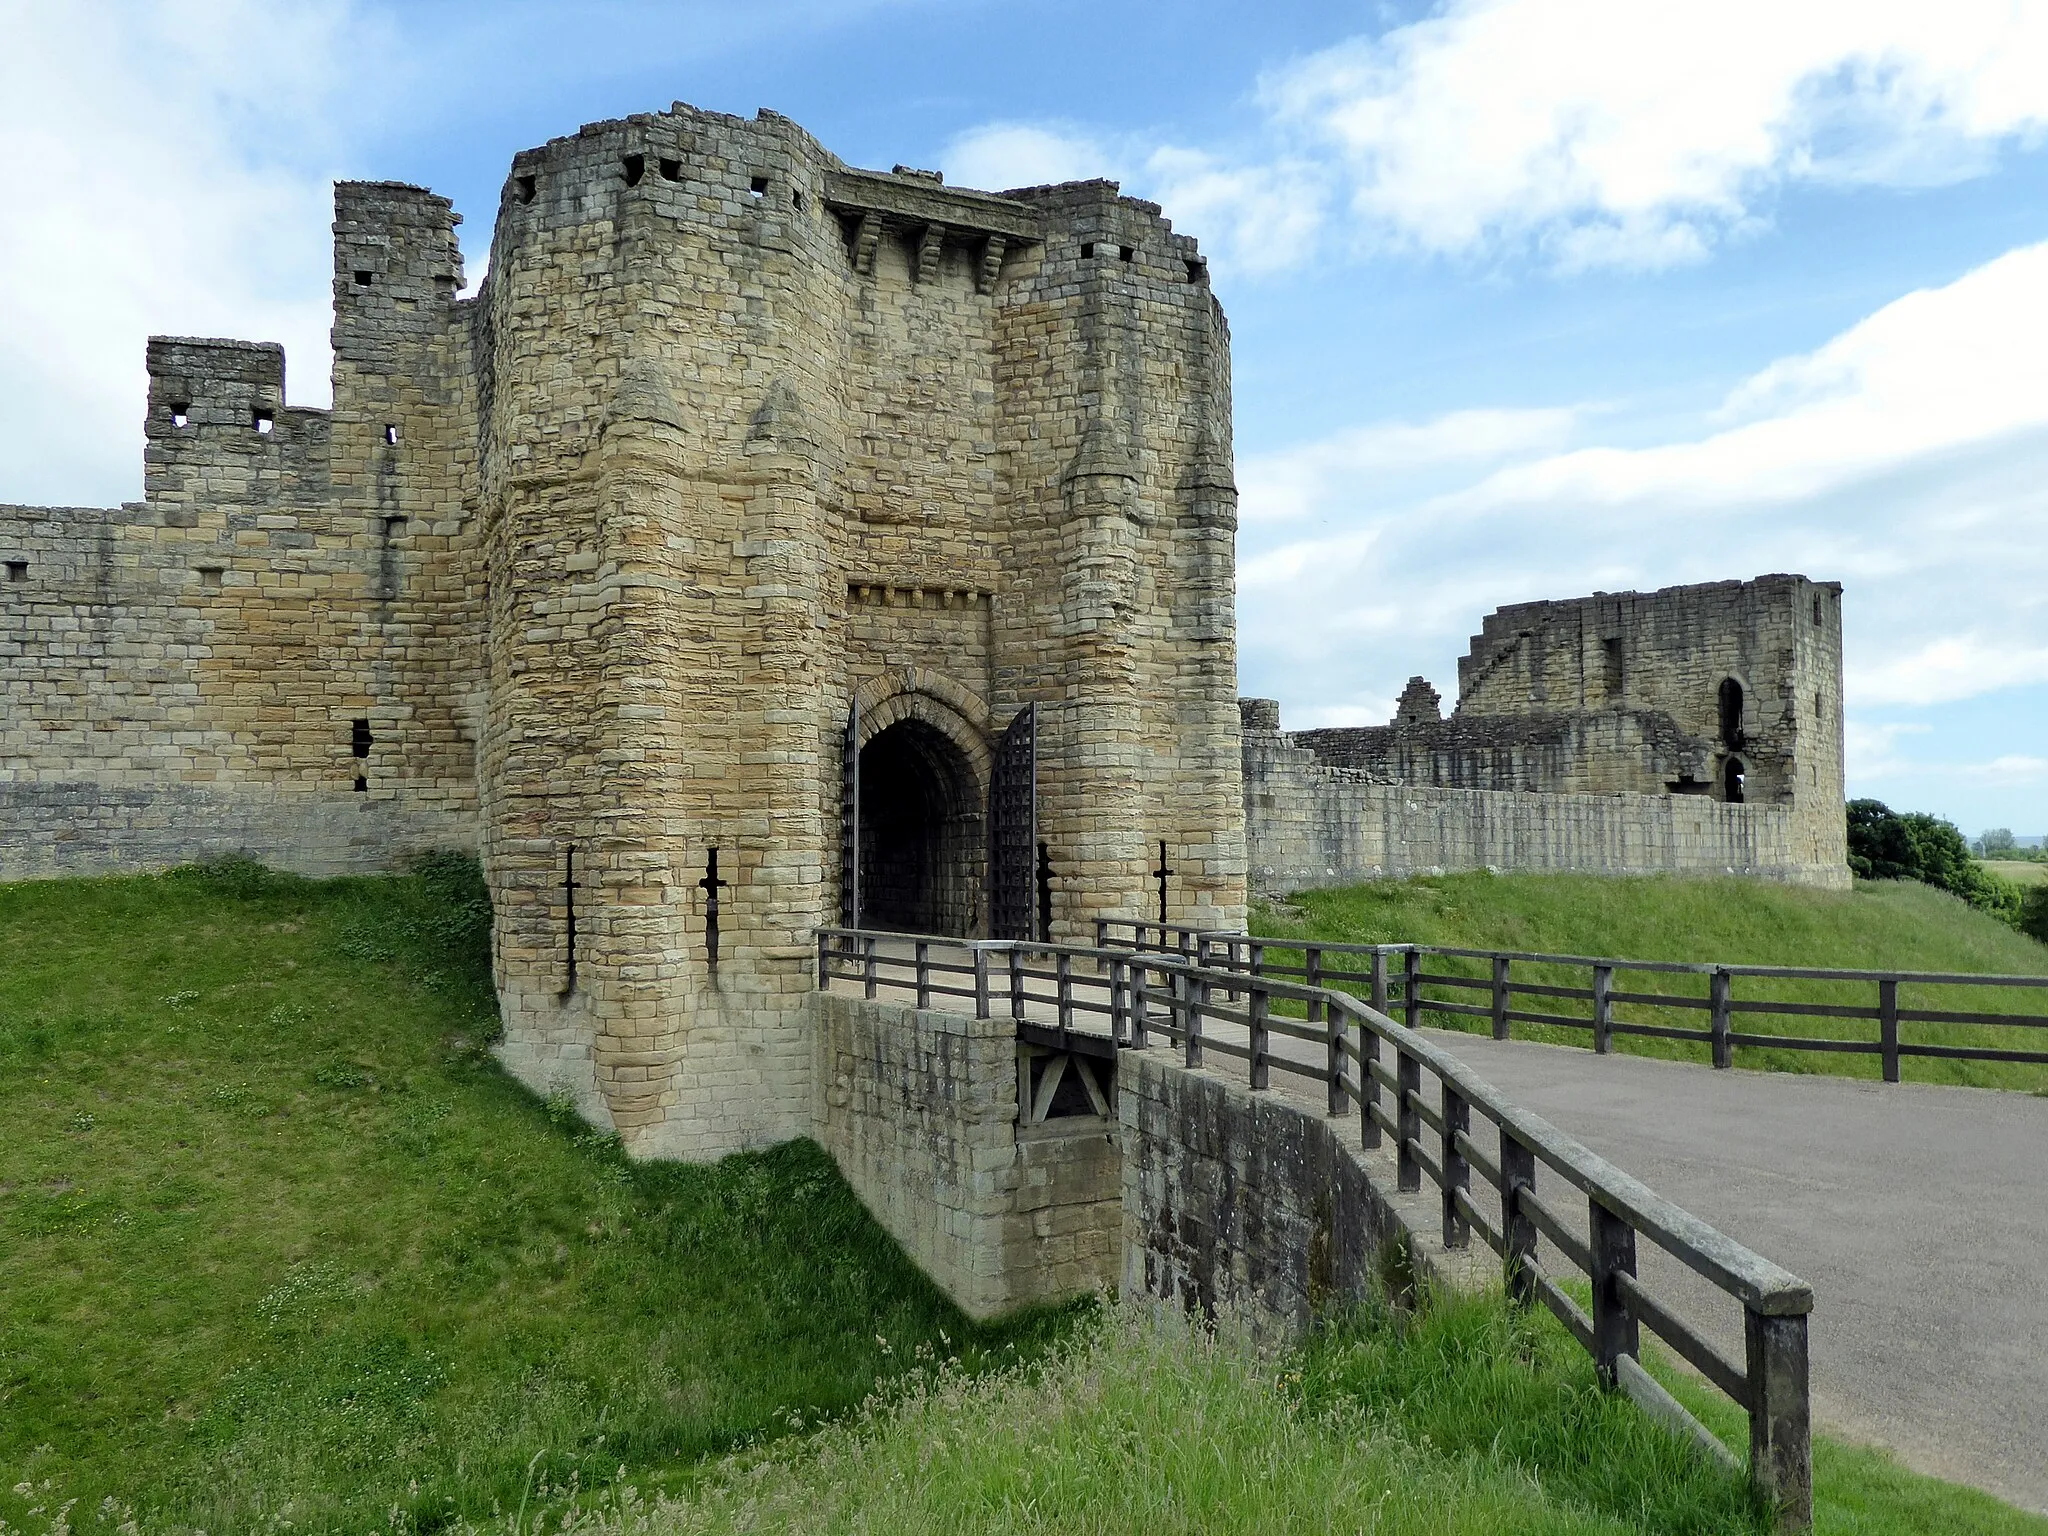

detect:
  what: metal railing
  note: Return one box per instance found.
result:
[1096,920,2048,1080]
[818,926,1814,1527]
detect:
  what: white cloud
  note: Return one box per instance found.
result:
[1266,0,2048,269]
[1238,240,2048,733]
[0,1,385,507]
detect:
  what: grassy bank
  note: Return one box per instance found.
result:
[0,862,1064,1534]
[498,1290,2046,1536]
[1253,872,2048,1088]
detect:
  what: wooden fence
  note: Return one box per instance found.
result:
[1096,920,2048,1081]
[817,927,1815,1528]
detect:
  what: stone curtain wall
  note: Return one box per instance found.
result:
[0,192,483,884]
[1118,1050,1401,1337]
[811,991,1120,1319]
[1244,726,1853,892]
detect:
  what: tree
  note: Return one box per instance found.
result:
[1847,799,2024,926]
[1980,828,2016,855]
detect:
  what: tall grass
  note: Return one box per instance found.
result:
[1252,873,2048,1088]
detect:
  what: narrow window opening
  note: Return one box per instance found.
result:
[1814,690,1823,717]
[1119,245,1134,262]
[251,408,274,435]
[354,776,367,793]
[1812,594,1823,624]
[1079,241,1095,259]
[659,157,681,182]
[169,403,190,428]
[1717,678,1744,747]
[749,175,769,197]
[622,153,645,187]
[383,423,399,445]
[1185,259,1206,283]
[351,718,372,758]
[4,561,26,583]
[353,269,372,287]
[792,188,804,210]
[1723,757,1746,804]
[198,566,223,590]
[516,174,536,204]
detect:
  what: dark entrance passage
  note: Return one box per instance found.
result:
[857,719,982,936]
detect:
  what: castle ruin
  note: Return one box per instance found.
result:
[0,103,1848,1162]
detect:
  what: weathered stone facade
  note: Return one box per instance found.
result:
[1244,577,1849,891]
[0,103,1248,1159]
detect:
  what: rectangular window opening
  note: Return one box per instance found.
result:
[252,408,274,435]
[622,153,645,187]
[659,157,681,182]
[1601,636,1624,696]
[198,566,223,590]
[1080,241,1095,259]
[353,269,373,287]
[383,423,399,445]
[1185,259,1206,283]
[354,775,368,793]
[351,718,372,759]
[516,174,537,204]
[1812,594,1823,624]
[749,175,769,197]
[1119,245,1135,262]
[5,561,26,583]
[792,188,804,210]
[169,403,190,428]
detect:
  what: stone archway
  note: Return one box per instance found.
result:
[848,670,993,937]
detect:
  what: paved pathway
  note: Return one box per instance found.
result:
[1416,1031,2048,1514]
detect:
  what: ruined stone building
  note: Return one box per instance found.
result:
[1243,575,1850,890]
[0,103,1849,1162]
[0,104,1247,1157]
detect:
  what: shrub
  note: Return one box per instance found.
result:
[2022,885,2048,945]
[1848,799,2024,925]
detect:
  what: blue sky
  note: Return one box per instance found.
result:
[3,1,2045,836]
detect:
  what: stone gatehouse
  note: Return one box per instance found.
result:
[0,103,1248,1158]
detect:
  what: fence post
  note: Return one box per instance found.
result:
[1746,1306,1814,1531]
[863,935,878,1000]
[1592,963,1614,1054]
[1370,949,1388,1014]
[1361,1021,1382,1150]
[1396,1048,1421,1192]
[1095,917,1108,949]
[1249,986,1270,1091]
[1878,978,1900,1084]
[973,947,991,1019]
[817,930,831,988]
[1110,957,1128,1045]
[1442,1082,1470,1249]
[1711,967,1733,1069]
[1056,951,1073,1031]
[1132,963,1151,1050]
[1010,946,1025,1021]
[1179,969,1203,1069]
[1499,1129,1537,1307]
[915,941,930,1010]
[1404,947,1423,1032]
[1588,1199,1640,1387]
[1492,955,1512,1041]
[1326,985,1348,1118]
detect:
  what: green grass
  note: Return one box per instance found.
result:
[502,1288,2047,1536]
[6,863,2041,1535]
[1983,860,2048,886]
[1252,872,2048,1088]
[0,861,1066,1535]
